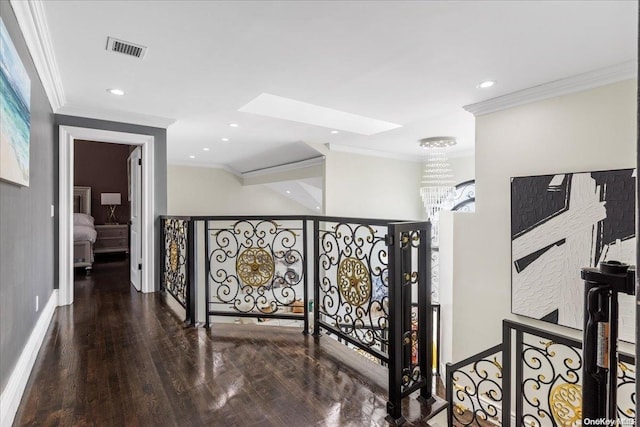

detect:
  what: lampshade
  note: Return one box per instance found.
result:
[101,193,121,206]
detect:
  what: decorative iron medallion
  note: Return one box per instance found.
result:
[337,257,371,307]
[236,247,275,287]
[549,383,582,427]
[169,240,179,272]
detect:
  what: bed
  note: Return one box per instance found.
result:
[73,186,96,274]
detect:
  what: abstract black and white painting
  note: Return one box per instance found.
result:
[511,169,636,342]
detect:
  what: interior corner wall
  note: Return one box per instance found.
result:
[167,165,313,215]
[0,2,56,393]
[449,79,638,362]
[449,154,475,185]
[54,114,168,291]
[324,150,423,220]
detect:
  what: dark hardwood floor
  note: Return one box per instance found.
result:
[14,260,445,426]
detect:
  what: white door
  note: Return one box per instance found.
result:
[129,147,142,291]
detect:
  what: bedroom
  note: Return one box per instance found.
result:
[72,139,142,289]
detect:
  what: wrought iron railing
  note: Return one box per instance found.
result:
[329,303,441,376]
[161,216,196,324]
[160,215,435,424]
[503,321,583,426]
[198,216,310,332]
[446,344,503,426]
[450,179,476,212]
[387,221,434,422]
[446,320,636,426]
[432,303,441,375]
[617,352,637,420]
[314,216,393,362]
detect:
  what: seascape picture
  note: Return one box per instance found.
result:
[0,17,31,186]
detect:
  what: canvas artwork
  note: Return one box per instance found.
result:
[0,17,31,186]
[511,169,636,342]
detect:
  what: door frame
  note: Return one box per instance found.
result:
[59,125,155,305]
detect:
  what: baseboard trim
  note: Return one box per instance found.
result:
[0,289,58,427]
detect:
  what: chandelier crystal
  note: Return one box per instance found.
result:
[419,137,457,225]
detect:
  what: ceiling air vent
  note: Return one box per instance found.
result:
[106,37,147,59]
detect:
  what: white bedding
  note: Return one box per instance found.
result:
[74,225,97,243]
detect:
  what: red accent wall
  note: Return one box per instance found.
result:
[74,140,131,225]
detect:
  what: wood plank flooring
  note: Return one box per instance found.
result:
[14,260,445,426]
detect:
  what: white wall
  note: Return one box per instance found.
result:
[446,79,637,362]
[449,154,475,185]
[167,165,312,215]
[324,150,423,220]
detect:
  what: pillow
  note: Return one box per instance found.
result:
[74,213,94,226]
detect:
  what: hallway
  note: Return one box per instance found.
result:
[14,261,444,426]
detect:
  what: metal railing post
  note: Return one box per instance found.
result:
[445,362,453,427]
[302,218,309,335]
[386,223,405,425]
[418,221,432,403]
[313,218,320,338]
[160,217,166,292]
[186,218,196,326]
[502,320,512,427]
[204,220,210,329]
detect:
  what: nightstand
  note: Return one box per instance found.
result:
[94,224,129,254]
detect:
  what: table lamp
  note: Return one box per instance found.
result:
[101,192,121,224]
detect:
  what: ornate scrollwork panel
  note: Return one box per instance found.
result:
[337,257,371,307]
[617,358,637,420]
[449,349,503,426]
[237,247,275,287]
[207,219,304,316]
[549,383,582,427]
[318,221,389,354]
[163,218,188,307]
[169,240,179,272]
[450,180,476,211]
[520,335,582,427]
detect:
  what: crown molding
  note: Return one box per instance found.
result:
[10,0,66,111]
[464,60,637,116]
[326,143,421,162]
[57,105,176,129]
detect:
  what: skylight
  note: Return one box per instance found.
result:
[239,93,402,136]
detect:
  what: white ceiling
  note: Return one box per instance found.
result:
[40,0,638,172]
[264,177,323,213]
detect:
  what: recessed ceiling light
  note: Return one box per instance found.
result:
[221,138,229,142]
[203,148,210,151]
[316,206,320,210]
[286,190,291,194]
[189,155,195,159]
[107,88,125,96]
[330,130,339,134]
[229,123,239,128]
[477,80,496,89]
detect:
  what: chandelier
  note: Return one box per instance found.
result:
[419,136,457,224]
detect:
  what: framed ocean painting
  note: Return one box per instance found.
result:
[0,17,31,187]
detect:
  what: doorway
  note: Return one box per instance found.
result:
[59,126,155,306]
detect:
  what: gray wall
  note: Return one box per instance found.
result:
[0,2,56,393]
[54,115,168,290]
